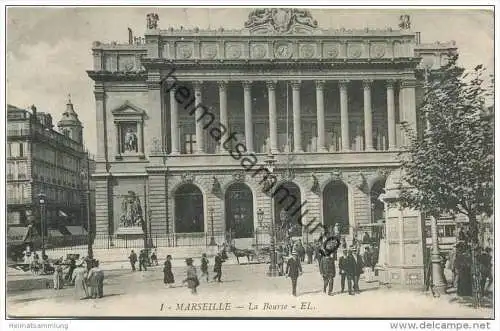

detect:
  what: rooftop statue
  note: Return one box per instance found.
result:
[146,13,159,30]
[244,8,318,33]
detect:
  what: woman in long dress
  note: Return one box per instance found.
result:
[53,265,64,290]
[456,245,473,297]
[163,255,175,287]
[72,265,89,299]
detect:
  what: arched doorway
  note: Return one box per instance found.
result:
[225,183,254,238]
[322,181,349,234]
[274,182,302,238]
[174,184,204,233]
[370,179,386,223]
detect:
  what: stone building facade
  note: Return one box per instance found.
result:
[87,9,457,248]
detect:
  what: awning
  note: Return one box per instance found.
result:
[8,227,28,240]
[65,226,87,236]
[48,229,64,237]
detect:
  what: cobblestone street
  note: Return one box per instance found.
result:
[7,260,493,318]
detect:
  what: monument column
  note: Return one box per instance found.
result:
[170,87,179,155]
[267,81,278,153]
[218,81,228,153]
[339,80,350,151]
[363,79,374,151]
[291,80,303,152]
[193,81,205,154]
[243,81,254,152]
[386,80,397,150]
[315,80,326,152]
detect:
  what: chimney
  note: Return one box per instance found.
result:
[128,28,133,44]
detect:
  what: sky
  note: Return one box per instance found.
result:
[6,7,494,154]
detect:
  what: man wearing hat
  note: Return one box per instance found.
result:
[345,246,364,295]
[213,252,224,282]
[320,251,336,295]
[285,250,302,296]
[338,249,349,293]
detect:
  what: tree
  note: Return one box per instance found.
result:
[398,54,494,306]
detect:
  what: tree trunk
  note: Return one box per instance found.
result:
[469,214,481,308]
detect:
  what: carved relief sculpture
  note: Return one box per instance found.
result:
[120,191,143,227]
[311,173,320,194]
[347,171,367,191]
[244,8,318,34]
[211,176,222,196]
[146,13,159,30]
[181,172,195,183]
[232,171,246,182]
[399,14,411,30]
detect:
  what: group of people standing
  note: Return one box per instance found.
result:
[280,233,378,297]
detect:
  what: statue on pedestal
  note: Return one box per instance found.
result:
[124,127,138,152]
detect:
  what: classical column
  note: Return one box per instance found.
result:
[386,80,397,150]
[339,80,350,151]
[147,71,163,159]
[315,80,326,152]
[400,79,417,148]
[115,122,121,156]
[218,81,228,153]
[243,81,254,152]
[267,81,278,153]
[193,81,205,154]
[169,87,179,155]
[291,80,303,152]
[94,87,107,168]
[136,122,143,154]
[363,79,374,151]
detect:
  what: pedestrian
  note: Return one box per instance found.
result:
[139,249,148,271]
[345,247,363,295]
[163,255,175,287]
[200,253,209,282]
[213,252,224,282]
[151,249,159,266]
[183,258,199,294]
[277,247,284,276]
[53,265,64,290]
[285,251,302,296]
[363,247,374,282]
[448,245,458,288]
[320,252,336,295]
[297,240,306,263]
[72,263,89,299]
[95,260,104,298]
[338,249,348,293]
[129,250,137,271]
[306,244,314,264]
[87,260,100,299]
[65,257,76,284]
[456,243,473,297]
[479,247,493,297]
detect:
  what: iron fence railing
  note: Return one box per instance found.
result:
[8,229,306,253]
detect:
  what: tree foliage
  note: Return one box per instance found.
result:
[398,54,494,241]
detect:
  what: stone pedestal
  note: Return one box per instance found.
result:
[115,226,144,240]
[380,169,425,289]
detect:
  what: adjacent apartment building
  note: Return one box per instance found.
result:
[6,99,95,243]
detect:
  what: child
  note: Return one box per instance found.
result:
[201,253,209,282]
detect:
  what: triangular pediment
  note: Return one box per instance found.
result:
[111,101,146,116]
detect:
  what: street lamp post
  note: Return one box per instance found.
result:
[209,208,216,246]
[257,208,264,257]
[430,215,447,296]
[264,151,278,277]
[80,152,93,259]
[147,210,154,248]
[38,193,46,258]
